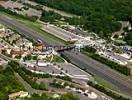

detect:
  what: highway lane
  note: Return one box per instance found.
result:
[0,15,132,97]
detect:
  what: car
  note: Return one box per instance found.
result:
[65,86,70,89]
[76,89,83,94]
[83,92,88,96]
[37,39,42,43]
[71,88,76,91]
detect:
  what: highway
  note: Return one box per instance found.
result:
[0,15,132,98]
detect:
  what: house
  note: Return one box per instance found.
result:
[37,61,48,67]
[8,91,28,100]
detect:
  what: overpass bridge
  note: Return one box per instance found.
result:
[46,45,76,52]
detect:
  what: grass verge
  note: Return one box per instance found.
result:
[95,76,121,93]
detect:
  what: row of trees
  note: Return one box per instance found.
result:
[56,75,72,82]
[32,0,132,38]
[49,82,65,88]
[24,93,79,100]
[124,31,132,46]
[40,10,62,23]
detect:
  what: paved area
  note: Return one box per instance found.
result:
[57,63,94,81]
[27,64,62,75]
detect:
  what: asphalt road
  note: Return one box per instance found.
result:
[0,15,132,98]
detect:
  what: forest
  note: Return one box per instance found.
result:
[32,0,132,38]
[0,66,25,99]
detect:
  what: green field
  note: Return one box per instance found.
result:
[52,55,65,63]
[45,55,65,63]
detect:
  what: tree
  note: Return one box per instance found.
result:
[124,32,132,46]
[60,93,79,100]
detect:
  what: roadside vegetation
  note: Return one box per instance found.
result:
[124,31,132,46]
[56,75,72,82]
[95,76,121,93]
[45,55,64,62]
[40,10,62,23]
[52,55,65,63]
[23,92,79,100]
[49,81,65,89]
